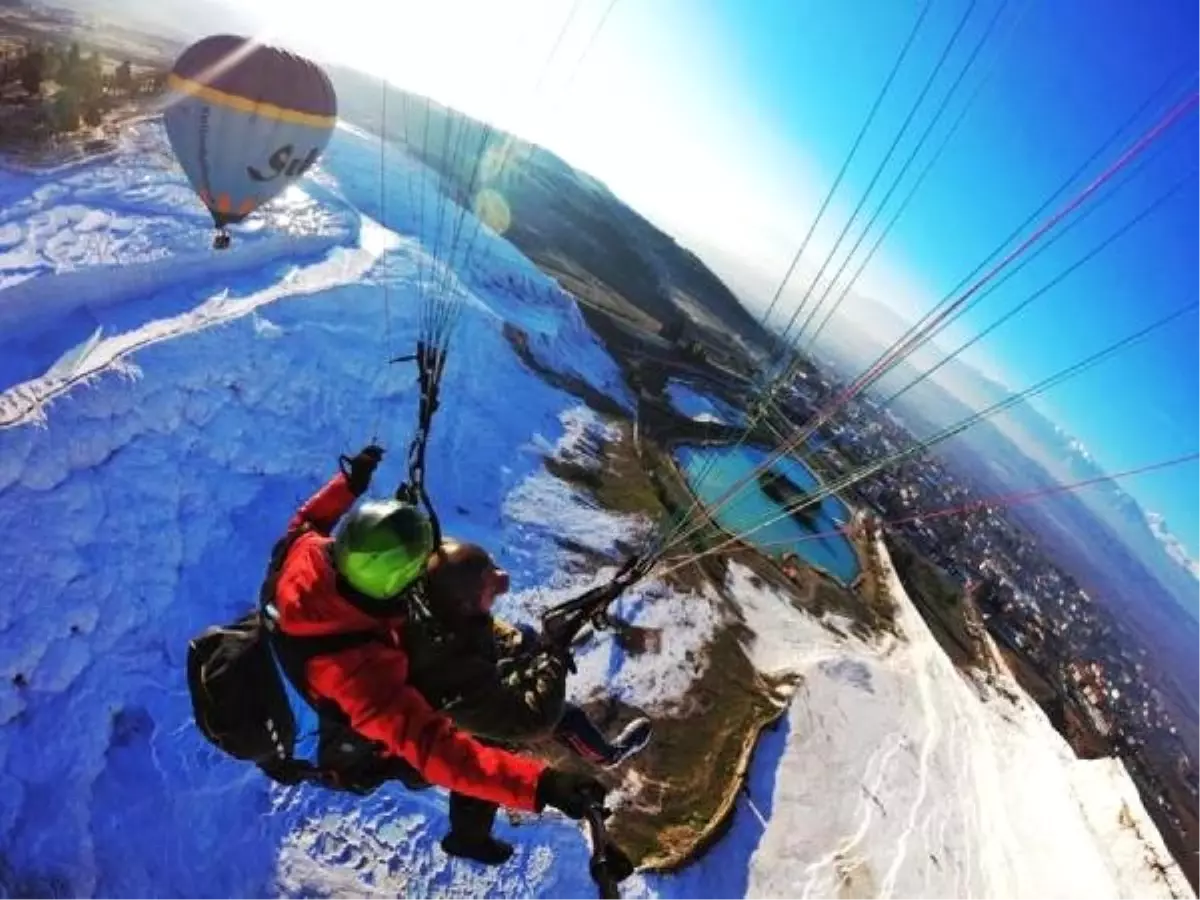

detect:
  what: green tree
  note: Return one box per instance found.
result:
[18,47,43,97]
[82,102,103,127]
[57,41,81,86]
[42,45,60,81]
[77,51,103,102]
[51,86,80,133]
[115,59,132,94]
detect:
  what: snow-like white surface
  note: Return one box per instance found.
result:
[0,227,383,427]
[1146,510,1200,583]
[512,570,720,717]
[500,406,715,715]
[0,117,1188,900]
[664,379,745,427]
[0,121,650,898]
[505,408,647,560]
[737,546,1193,900]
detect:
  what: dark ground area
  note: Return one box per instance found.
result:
[517,409,803,870]
[502,255,928,871]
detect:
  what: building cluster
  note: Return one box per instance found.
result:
[767,359,1197,842]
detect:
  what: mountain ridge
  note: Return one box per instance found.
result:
[323,63,773,358]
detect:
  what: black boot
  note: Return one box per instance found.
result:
[441,792,513,866]
[441,832,514,865]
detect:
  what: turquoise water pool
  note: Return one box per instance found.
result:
[676,444,861,584]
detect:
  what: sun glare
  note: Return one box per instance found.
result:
[240,0,586,132]
[232,0,947,324]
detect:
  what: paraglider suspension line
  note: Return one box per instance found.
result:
[394,341,444,546]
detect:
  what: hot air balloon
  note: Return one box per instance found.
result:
[163,35,337,249]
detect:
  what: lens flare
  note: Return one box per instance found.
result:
[474,187,513,235]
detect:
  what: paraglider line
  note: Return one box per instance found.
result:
[846,91,1198,395]
[659,88,1198,558]
[776,0,983,350]
[758,1,933,329]
[879,165,1196,408]
[659,451,1200,577]
[677,0,978,545]
[794,0,1014,351]
[658,293,1198,563]
[369,77,397,443]
[802,46,1192,354]
[556,0,620,99]
[724,63,1196,524]
[532,0,586,97]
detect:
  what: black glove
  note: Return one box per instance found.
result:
[340,444,384,495]
[613,554,650,590]
[536,768,606,819]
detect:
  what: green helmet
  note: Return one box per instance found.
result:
[332,500,434,601]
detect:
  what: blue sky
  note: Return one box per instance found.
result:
[85,0,1200,555]
[691,0,1200,554]
[753,0,1200,554]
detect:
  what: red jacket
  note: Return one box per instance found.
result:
[271,473,547,811]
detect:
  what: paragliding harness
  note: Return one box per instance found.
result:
[186,524,432,794]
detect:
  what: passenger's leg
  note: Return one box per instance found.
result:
[441,792,514,866]
[554,703,652,769]
[553,703,613,764]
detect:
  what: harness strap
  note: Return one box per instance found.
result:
[255,525,384,781]
[395,340,443,546]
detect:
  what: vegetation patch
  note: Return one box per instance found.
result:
[576,625,791,870]
[519,412,801,868]
[501,300,926,871]
[0,19,169,166]
[882,531,992,671]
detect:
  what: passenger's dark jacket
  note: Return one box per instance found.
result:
[404,609,569,745]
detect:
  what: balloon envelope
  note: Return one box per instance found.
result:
[163,35,337,228]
